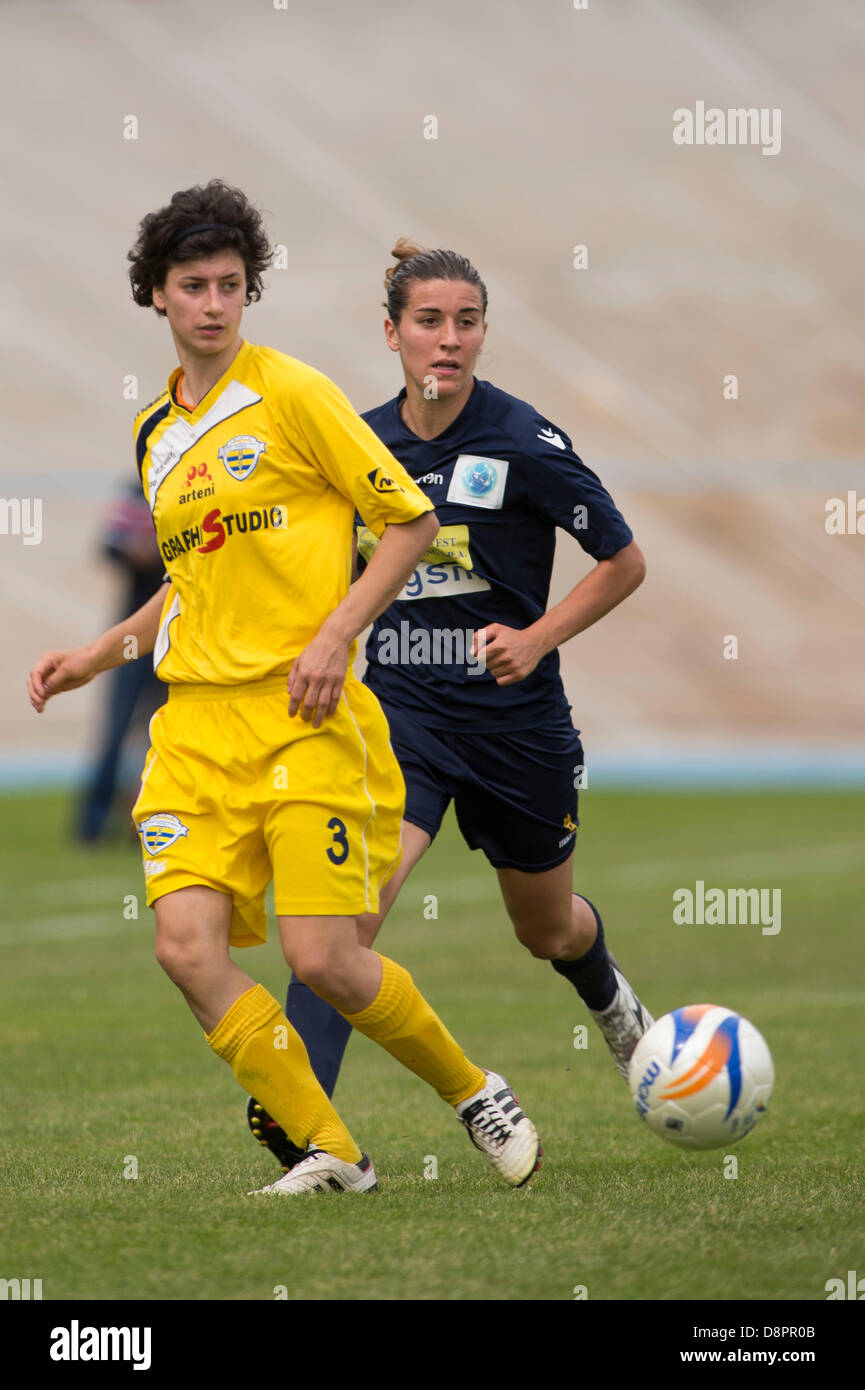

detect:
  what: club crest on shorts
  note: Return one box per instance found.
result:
[138,813,190,856]
[218,435,267,481]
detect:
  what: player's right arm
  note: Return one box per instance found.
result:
[27,580,171,713]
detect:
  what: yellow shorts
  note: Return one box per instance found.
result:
[131,673,405,947]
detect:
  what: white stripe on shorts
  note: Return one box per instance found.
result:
[339,686,375,912]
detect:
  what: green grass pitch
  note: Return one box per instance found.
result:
[1,787,863,1301]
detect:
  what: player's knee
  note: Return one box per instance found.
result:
[154,930,211,988]
[284,940,344,995]
[511,916,572,960]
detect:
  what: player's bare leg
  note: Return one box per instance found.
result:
[249,828,542,1187]
[356,819,432,946]
[247,821,432,1169]
[274,907,541,1188]
[496,855,654,1081]
[154,885,376,1192]
[154,885,252,1031]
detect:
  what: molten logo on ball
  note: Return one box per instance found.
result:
[627,1005,773,1150]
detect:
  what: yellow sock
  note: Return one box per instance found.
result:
[343,955,485,1106]
[206,984,362,1164]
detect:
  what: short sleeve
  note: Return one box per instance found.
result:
[522,417,633,561]
[288,372,434,534]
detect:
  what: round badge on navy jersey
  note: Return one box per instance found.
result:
[446,454,509,510]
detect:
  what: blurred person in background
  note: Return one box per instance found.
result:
[75,482,165,842]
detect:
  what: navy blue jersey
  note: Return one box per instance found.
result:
[359,378,633,730]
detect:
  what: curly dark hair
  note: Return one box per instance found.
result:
[127,180,273,314]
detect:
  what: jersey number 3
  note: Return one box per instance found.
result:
[326,816,349,865]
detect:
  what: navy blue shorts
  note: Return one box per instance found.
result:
[378,699,583,873]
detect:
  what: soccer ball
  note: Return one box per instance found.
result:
[627,1004,774,1151]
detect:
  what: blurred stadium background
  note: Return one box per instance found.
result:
[1,0,863,794]
[2,0,864,1309]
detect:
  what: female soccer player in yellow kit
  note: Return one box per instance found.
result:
[26,181,540,1194]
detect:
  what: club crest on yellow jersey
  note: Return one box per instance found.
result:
[137,813,190,856]
[218,435,267,481]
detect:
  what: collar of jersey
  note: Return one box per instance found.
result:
[167,339,254,418]
[395,375,482,443]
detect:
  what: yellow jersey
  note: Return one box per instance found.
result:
[134,340,433,684]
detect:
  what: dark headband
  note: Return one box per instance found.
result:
[167,222,238,251]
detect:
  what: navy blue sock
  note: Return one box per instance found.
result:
[285,975,353,1099]
[551,895,617,1011]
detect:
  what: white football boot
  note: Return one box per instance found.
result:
[589,966,654,1081]
[249,1148,377,1195]
[456,1071,541,1187]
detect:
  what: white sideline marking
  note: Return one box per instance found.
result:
[404,876,500,907]
[759,991,865,1009]
[609,840,864,887]
[0,912,145,946]
[408,843,862,904]
[30,877,137,905]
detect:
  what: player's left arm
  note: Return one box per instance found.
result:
[477,540,645,685]
[476,421,644,686]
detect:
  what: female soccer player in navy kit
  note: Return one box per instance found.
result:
[249,239,654,1170]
